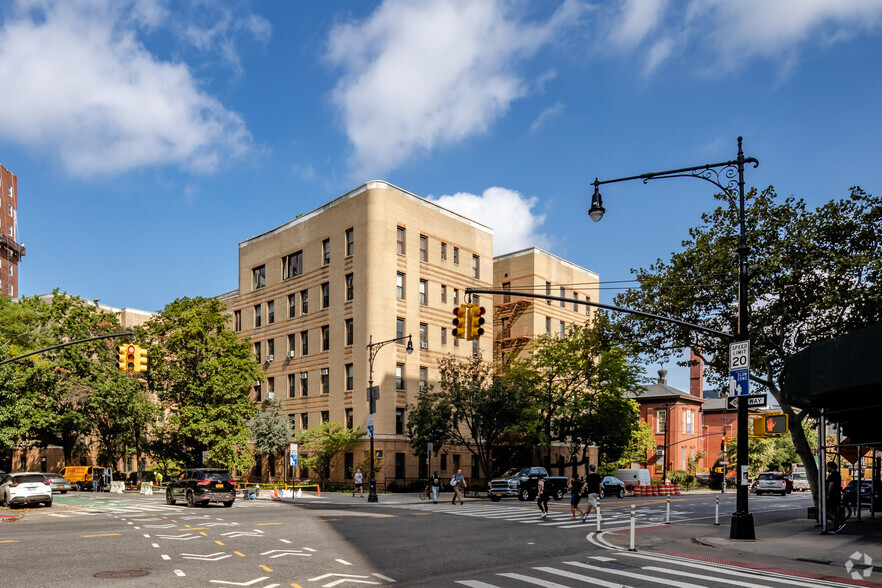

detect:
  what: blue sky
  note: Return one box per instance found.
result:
[3,0,882,391]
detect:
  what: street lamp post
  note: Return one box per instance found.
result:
[590,137,758,540]
[366,334,413,503]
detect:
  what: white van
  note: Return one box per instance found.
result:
[615,468,652,491]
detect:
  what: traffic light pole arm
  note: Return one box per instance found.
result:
[0,331,135,366]
[464,288,733,340]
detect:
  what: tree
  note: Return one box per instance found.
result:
[248,399,293,479]
[141,297,261,473]
[614,186,882,501]
[87,369,157,471]
[405,383,451,466]
[298,421,362,482]
[606,422,656,474]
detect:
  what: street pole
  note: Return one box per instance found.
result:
[590,137,758,540]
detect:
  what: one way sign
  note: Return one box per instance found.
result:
[727,394,768,410]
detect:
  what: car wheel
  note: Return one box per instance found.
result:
[61,490,67,495]
[757,491,763,496]
[490,496,501,502]
[166,489,176,505]
[554,488,564,501]
[222,500,234,508]
[186,490,195,508]
[44,498,52,508]
[618,488,625,499]
[599,488,605,499]
[518,488,530,502]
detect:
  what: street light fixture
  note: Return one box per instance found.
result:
[591,137,758,540]
[366,333,413,503]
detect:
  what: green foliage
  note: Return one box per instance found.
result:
[249,399,293,457]
[298,421,363,481]
[607,421,656,473]
[405,383,451,459]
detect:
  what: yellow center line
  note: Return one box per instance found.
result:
[180,527,208,531]
[81,534,121,538]
[291,584,304,588]
[256,522,282,526]
[170,519,177,523]
[318,518,341,522]
[412,513,431,516]
[200,532,208,536]
[234,551,245,557]
[0,540,19,543]
[215,540,225,546]
[162,516,168,519]
[259,565,273,572]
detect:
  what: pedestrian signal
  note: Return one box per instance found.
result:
[752,414,789,437]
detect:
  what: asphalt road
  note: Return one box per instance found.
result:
[0,489,836,587]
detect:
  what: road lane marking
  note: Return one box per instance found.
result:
[279,539,291,544]
[336,559,352,566]
[174,569,185,577]
[256,522,282,526]
[235,551,246,557]
[161,554,171,560]
[152,543,159,548]
[0,540,19,543]
[260,565,273,572]
[201,532,208,536]
[80,534,121,538]
[216,540,226,545]
[318,518,341,522]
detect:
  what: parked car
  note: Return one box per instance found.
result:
[843,480,882,508]
[58,466,110,491]
[488,467,569,502]
[615,468,651,492]
[599,476,626,499]
[44,473,71,494]
[791,472,810,492]
[755,471,790,496]
[165,468,236,508]
[0,472,53,508]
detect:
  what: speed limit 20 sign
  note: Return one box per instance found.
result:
[729,341,750,370]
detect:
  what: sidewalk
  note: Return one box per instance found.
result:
[602,509,882,586]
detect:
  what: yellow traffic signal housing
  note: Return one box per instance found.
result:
[452,305,468,339]
[134,346,148,372]
[752,413,789,437]
[125,344,136,372]
[466,304,486,340]
[117,345,128,371]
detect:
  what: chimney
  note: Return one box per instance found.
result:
[690,349,704,398]
[658,369,667,385]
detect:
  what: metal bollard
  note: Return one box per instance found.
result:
[665,496,671,524]
[629,504,636,551]
[596,503,602,532]
[715,496,720,525]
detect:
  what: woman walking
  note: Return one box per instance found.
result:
[537,473,549,518]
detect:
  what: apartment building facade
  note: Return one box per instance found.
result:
[224,181,494,484]
[0,164,24,298]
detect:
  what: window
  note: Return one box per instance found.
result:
[345,318,354,346]
[396,273,405,299]
[683,410,694,435]
[301,289,309,314]
[396,364,405,390]
[288,293,297,318]
[300,372,309,397]
[253,342,261,363]
[453,333,459,348]
[397,226,406,255]
[545,317,551,335]
[267,301,275,324]
[396,318,405,340]
[441,242,447,261]
[502,282,511,303]
[301,413,309,430]
[472,339,479,357]
[419,367,427,393]
[419,279,427,305]
[252,265,265,290]
[321,282,330,308]
[288,334,296,356]
[267,377,275,400]
[288,374,297,398]
[396,408,405,435]
[345,228,354,256]
[254,381,261,402]
[453,247,459,265]
[586,296,591,316]
[322,238,330,266]
[472,254,480,279]
[267,339,275,360]
[345,364,354,390]
[345,273,354,301]
[546,282,552,305]
[441,454,447,472]
[441,328,447,345]
[656,408,667,434]
[234,310,241,332]
[440,284,447,303]
[6,204,10,217]
[346,409,354,430]
[321,325,330,351]
[301,331,309,356]
[560,287,566,307]
[322,410,330,423]
[321,368,330,395]
[453,288,459,305]
[419,323,428,349]
[282,251,303,279]
[254,304,261,328]
[560,321,565,337]
[420,235,428,262]
[395,452,405,479]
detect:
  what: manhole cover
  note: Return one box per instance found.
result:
[93,570,150,579]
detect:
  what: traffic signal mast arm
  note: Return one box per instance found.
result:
[464,287,733,340]
[0,331,135,366]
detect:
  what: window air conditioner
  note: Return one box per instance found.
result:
[287,350,296,359]
[267,392,275,400]
[420,342,428,349]
[266,354,274,363]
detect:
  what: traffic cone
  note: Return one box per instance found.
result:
[274,487,278,499]
[316,484,321,497]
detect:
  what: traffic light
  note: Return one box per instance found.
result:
[117,345,128,371]
[752,414,789,437]
[134,346,148,373]
[122,344,136,372]
[466,304,486,340]
[452,305,468,339]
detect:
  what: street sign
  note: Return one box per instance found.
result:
[720,461,729,465]
[729,369,749,396]
[289,443,298,467]
[729,341,750,370]
[367,425,374,438]
[726,394,767,410]
[367,414,374,428]
[366,385,380,401]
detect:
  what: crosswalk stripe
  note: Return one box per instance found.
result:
[563,561,707,588]
[535,566,635,588]
[498,572,571,587]
[455,581,500,587]
[641,565,775,588]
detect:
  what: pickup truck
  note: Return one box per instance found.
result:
[488,466,568,502]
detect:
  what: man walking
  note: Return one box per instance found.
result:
[826,461,844,533]
[430,470,442,504]
[568,472,585,519]
[353,468,364,497]
[450,469,466,505]
[583,464,603,525]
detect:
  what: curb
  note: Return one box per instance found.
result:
[0,513,20,523]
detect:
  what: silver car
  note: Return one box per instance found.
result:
[755,471,788,496]
[45,473,72,494]
[0,472,53,507]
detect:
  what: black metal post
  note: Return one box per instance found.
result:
[663,401,670,482]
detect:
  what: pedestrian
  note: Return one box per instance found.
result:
[92,469,99,493]
[430,470,442,504]
[826,461,844,533]
[583,464,603,525]
[568,472,585,519]
[450,469,466,505]
[353,468,364,497]
[155,471,163,488]
[536,473,549,518]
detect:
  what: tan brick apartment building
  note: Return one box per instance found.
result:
[222,181,496,484]
[0,163,24,298]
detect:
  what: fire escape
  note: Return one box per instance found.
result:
[493,299,532,365]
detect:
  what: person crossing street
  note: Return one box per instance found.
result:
[582,464,603,525]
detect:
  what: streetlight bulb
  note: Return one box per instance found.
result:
[589,185,605,222]
[406,337,413,354]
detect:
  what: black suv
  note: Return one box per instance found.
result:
[166,468,236,508]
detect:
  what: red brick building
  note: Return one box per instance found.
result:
[0,164,24,298]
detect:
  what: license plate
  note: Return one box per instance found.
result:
[215,483,224,488]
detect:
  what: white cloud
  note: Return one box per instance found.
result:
[0,0,254,176]
[326,0,587,178]
[607,0,669,50]
[529,101,565,134]
[429,186,550,256]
